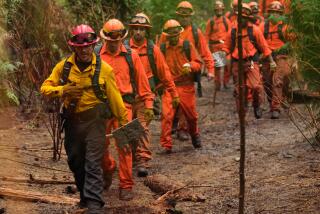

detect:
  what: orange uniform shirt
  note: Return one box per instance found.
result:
[158,25,214,75]
[205,15,231,53]
[129,38,178,98]
[223,23,272,60]
[259,20,288,51]
[226,11,238,28]
[259,0,291,15]
[163,39,202,86]
[100,44,154,109]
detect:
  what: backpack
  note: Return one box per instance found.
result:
[160,40,191,61]
[209,16,229,34]
[263,20,286,42]
[60,55,106,103]
[95,42,136,103]
[160,40,203,97]
[191,24,199,48]
[230,26,262,59]
[59,54,113,119]
[123,39,161,91]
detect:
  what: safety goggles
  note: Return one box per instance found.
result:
[163,27,183,37]
[176,8,193,16]
[130,16,149,25]
[242,8,252,17]
[71,33,97,44]
[103,29,127,40]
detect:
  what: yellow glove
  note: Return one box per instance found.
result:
[144,108,154,123]
[181,63,191,75]
[172,97,180,109]
[62,82,83,99]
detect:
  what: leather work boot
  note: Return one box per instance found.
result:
[177,130,190,141]
[254,107,263,119]
[271,110,280,119]
[191,135,202,149]
[137,166,148,177]
[86,201,104,214]
[103,172,113,191]
[119,188,134,201]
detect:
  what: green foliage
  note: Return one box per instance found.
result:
[290,0,320,90]
[65,0,143,32]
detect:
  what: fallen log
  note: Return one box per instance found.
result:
[0,176,74,185]
[144,174,206,203]
[0,187,79,205]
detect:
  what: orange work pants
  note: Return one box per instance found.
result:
[102,103,133,190]
[160,85,199,150]
[261,55,291,111]
[132,97,152,167]
[232,61,264,110]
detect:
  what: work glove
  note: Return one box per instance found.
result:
[270,60,277,72]
[172,97,180,109]
[144,108,154,123]
[181,63,191,75]
[62,82,83,99]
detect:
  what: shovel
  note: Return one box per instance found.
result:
[106,118,145,149]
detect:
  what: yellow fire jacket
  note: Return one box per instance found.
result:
[40,53,128,125]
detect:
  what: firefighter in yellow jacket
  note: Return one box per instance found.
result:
[40,24,128,214]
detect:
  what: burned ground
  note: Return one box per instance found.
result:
[0,80,319,214]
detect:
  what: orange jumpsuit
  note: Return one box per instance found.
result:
[205,15,231,87]
[128,38,178,166]
[253,15,265,26]
[160,39,202,150]
[99,44,154,190]
[259,0,291,16]
[159,25,214,134]
[223,23,272,110]
[226,11,238,28]
[259,20,292,111]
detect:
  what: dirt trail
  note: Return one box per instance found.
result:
[0,81,319,214]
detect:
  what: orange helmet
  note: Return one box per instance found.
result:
[162,19,184,36]
[231,0,238,9]
[249,2,259,14]
[100,19,128,41]
[242,3,253,18]
[176,1,195,16]
[267,1,284,13]
[214,1,225,10]
[129,13,152,28]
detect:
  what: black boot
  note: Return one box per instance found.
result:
[191,135,202,149]
[86,201,104,214]
[254,107,263,119]
[271,110,280,119]
[103,172,113,191]
[137,166,148,177]
[177,130,190,141]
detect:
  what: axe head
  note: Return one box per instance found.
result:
[112,118,145,148]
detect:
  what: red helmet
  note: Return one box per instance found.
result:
[68,24,99,47]
[100,19,128,41]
